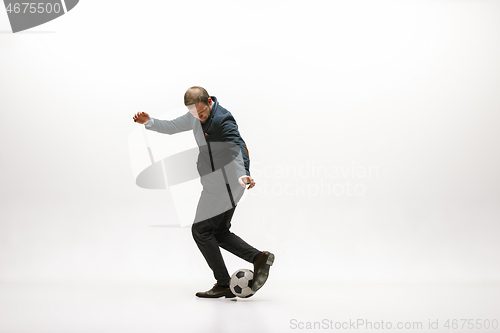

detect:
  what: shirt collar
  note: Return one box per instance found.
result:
[207,96,217,121]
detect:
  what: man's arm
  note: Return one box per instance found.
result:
[220,114,255,189]
[133,111,193,134]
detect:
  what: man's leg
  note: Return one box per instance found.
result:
[214,206,275,292]
[191,209,233,286]
[213,206,262,264]
[191,190,274,295]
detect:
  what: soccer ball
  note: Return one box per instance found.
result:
[229,269,255,298]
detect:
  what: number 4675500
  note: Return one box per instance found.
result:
[6,2,62,14]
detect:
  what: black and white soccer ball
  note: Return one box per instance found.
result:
[229,269,255,298]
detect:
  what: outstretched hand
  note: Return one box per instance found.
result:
[238,175,256,190]
[133,111,151,124]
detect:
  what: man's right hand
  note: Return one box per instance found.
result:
[133,111,151,124]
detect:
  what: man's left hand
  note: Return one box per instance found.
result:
[238,175,256,190]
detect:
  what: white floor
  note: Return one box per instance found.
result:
[1,281,499,333]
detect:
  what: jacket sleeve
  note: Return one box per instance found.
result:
[220,114,250,178]
[145,111,193,134]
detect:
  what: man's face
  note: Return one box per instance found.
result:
[187,97,212,123]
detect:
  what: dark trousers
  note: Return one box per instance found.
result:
[191,206,261,286]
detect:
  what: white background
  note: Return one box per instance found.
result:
[1,0,499,286]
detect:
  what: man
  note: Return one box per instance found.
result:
[132,86,274,298]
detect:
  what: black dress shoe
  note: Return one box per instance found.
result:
[252,251,275,292]
[196,283,236,298]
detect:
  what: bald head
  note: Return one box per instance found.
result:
[184,86,210,106]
